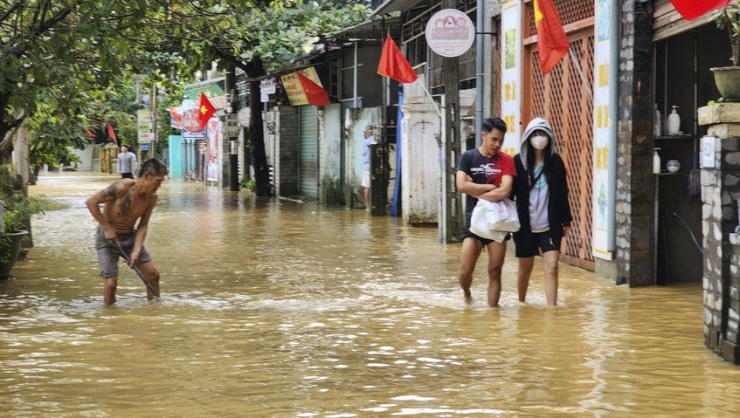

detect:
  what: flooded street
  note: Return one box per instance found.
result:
[1,172,739,417]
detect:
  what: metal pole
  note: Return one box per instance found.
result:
[475,0,484,146]
[354,41,359,108]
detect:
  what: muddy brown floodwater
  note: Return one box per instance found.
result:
[0,171,738,416]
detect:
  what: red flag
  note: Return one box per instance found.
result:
[296,71,330,107]
[377,35,419,84]
[106,122,118,144]
[534,0,570,74]
[197,92,216,130]
[669,0,731,21]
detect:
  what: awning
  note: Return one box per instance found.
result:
[333,16,402,41]
[371,0,427,17]
[183,84,227,110]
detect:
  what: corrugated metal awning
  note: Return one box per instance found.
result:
[371,0,427,16]
[333,16,402,41]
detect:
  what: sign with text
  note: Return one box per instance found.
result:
[137,109,153,142]
[280,67,323,106]
[425,9,475,58]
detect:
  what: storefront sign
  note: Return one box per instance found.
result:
[281,67,323,106]
[225,114,240,138]
[425,9,475,58]
[137,109,153,142]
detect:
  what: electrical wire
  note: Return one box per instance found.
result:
[670,212,704,255]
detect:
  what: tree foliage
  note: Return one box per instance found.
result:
[1,0,372,188]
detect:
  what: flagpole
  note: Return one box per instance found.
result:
[412,79,442,118]
[568,49,592,97]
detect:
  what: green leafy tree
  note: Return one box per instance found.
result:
[2,0,371,196]
[157,0,372,195]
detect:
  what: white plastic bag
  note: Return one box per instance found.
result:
[484,199,520,232]
[470,201,511,242]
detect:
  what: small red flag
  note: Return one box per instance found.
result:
[377,35,419,84]
[669,0,731,21]
[296,71,330,107]
[106,122,118,144]
[197,92,216,130]
[534,0,569,74]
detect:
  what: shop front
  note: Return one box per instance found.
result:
[651,0,730,285]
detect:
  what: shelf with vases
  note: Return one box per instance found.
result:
[654,171,682,177]
[655,134,694,140]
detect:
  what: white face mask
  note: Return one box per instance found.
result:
[530,135,549,150]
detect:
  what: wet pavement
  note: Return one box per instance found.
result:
[0,171,738,417]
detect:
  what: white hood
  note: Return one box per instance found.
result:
[519,117,555,167]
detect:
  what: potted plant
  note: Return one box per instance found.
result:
[0,165,33,279]
[710,3,740,101]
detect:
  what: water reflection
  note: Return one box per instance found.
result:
[0,172,737,416]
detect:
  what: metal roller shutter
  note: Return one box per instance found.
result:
[300,106,319,199]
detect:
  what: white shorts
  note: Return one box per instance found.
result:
[361,170,371,188]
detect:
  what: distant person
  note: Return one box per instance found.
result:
[512,118,571,306]
[361,125,375,210]
[86,159,168,305]
[118,144,137,179]
[456,117,515,307]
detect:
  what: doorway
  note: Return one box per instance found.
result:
[653,24,727,284]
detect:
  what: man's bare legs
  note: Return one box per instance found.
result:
[138,261,161,301]
[542,250,559,306]
[485,241,507,307]
[363,187,370,211]
[103,276,118,305]
[517,257,535,302]
[103,261,160,305]
[458,237,484,301]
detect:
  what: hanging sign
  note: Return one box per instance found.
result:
[280,67,323,106]
[425,9,476,58]
[261,78,276,102]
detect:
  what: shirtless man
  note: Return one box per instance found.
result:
[86,159,168,305]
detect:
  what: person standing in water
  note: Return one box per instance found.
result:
[456,117,516,307]
[86,159,168,305]
[511,117,571,306]
[361,125,375,211]
[117,144,137,179]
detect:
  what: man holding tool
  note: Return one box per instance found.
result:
[86,159,168,305]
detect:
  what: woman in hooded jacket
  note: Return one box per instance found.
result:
[512,117,572,306]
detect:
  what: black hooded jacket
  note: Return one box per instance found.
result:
[511,117,572,243]
[511,152,572,241]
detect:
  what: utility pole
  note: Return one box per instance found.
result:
[442,0,462,242]
[150,82,157,159]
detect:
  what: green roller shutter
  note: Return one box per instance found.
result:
[300,106,319,199]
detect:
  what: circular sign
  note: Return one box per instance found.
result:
[425,9,476,58]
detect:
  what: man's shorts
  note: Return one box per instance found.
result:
[96,227,152,278]
[514,230,562,258]
[361,170,371,188]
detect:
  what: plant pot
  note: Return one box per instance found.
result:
[0,230,29,279]
[711,66,740,102]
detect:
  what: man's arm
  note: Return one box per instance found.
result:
[476,175,514,202]
[85,182,123,241]
[456,170,495,197]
